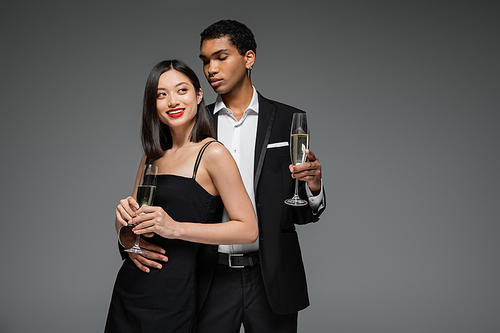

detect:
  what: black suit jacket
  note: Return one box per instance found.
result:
[197,92,326,315]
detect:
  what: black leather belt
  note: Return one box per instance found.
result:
[217,252,260,268]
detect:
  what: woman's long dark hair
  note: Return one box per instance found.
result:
[141,59,215,159]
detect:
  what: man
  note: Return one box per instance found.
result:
[195,20,325,333]
[122,20,325,333]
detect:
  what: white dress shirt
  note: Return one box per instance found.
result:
[215,87,324,254]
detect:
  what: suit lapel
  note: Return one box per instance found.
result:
[254,93,276,192]
[210,95,276,193]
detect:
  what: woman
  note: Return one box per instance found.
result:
[105,60,258,332]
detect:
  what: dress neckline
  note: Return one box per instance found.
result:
[157,174,219,198]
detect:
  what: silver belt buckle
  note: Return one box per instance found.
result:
[228,253,244,268]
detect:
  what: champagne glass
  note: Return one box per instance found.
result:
[124,164,158,254]
[285,113,309,206]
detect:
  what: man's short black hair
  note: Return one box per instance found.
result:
[200,19,257,56]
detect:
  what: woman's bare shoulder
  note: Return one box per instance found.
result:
[202,140,231,160]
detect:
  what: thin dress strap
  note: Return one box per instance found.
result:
[192,140,218,180]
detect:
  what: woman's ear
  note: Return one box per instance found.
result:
[197,88,203,104]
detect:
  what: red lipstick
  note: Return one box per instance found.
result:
[167,108,185,118]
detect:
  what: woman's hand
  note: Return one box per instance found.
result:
[129,206,181,239]
[115,197,153,237]
[115,196,140,227]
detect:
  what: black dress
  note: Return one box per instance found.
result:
[105,141,222,332]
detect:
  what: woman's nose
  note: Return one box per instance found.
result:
[167,94,179,107]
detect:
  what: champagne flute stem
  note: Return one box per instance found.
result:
[133,235,140,249]
[293,178,299,198]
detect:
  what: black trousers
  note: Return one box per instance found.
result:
[196,263,298,333]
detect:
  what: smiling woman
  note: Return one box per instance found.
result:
[156,70,202,127]
[140,60,215,159]
[104,59,258,333]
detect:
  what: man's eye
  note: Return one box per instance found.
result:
[219,56,227,61]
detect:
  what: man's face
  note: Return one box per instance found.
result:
[199,37,250,95]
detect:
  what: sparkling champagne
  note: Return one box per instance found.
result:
[290,133,309,165]
[136,185,156,207]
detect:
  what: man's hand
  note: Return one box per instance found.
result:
[289,148,322,195]
[119,226,168,273]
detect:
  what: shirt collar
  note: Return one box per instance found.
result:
[213,86,259,115]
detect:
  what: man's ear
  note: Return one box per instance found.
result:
[245,50,256,70]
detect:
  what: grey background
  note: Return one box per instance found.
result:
[1,1,499,332]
